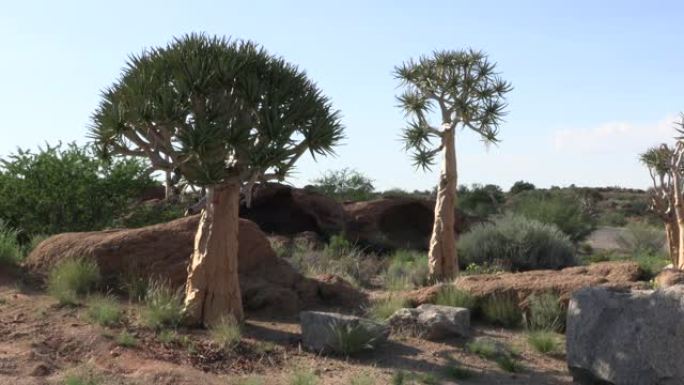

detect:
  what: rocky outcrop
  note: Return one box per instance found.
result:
[24,216,365,315]
[299,311,389,354]
[567,286,684,385]
[406,261,647,306]
[343,197,473,252]
[388,304,470,340]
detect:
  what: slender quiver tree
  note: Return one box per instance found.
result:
[394,50,511,280]
[640,144,679,265]
[90,34,343,326]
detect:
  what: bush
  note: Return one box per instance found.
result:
[0,142,155,236]
[466,338,500,360]
[367,296,408,321]
[481,294,522,328]
[141,281,184,329]
[47,258,101,305]
[329,321,378,355]
[86,295,123,326]
[120,274,149,302]
[457,184,505,217]
[526,293,565,332]
[634,253,669,279]
[115,330,138,347]
[444,365,474,380]
[458,214,576,271]
[288,243,381,288]
[508,190,596,242]
[309,168,375,201]
[527,331,560,354]
[496,355,523,372]
[382,250,429,291]
[617,223,666,255]
[0,222,22,266]
[210,316,241,352]
[113,201,185,229]
[434,286,476,310]
[509,181,535,195]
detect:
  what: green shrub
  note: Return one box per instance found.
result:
[86,295,123,326]
[366,296,408,321]
[433,286,476,310]
[350,372,375,385]
[383,250,429,291]
[115,330,138,347]
[598,211,628,227]
[0,222,21,266]
[141,281,184,329]
[463,262,507,275]
[466,338,499,360]
[235,377,265,385]
[457,184,505,217]
[120,274,149,302]
[496,355,523,372]
[527,331,559,354]
[444,365,474,380]
[458,214,576,271]
[290,369,318,385]
[634,253,669,279]
[526,293,565,332]
[309,168,375,201]
[47,258,101,305]
[210,316,241,352]
[64,372,101,385]
[289,243,381,288]
[0,142,155,236]
[617,223,666,255]
[329,322,377,355]
[481,294,522,328]
[508,190,596,242]
[391,371,407,385]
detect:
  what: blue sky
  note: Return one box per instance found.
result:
[1,0,682,191]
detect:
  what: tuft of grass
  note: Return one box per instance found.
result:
[140,280,183,329]
[444,365,474,380]
[416,372,440,385]
[86,295,122,327]
[350,372,375,385]
[433,285,476,310]
[329,321,377,355]
[115,330,137,347]
[235,377,265,385]
[210,315,241,353]
[64,374,100,385]
[391,371,407,385]
[289,369,318,385]
[47,258,101,306]
[481,294,522,328]
[466,339,499,360]
[366,295,409,321]
[120,274,148,302]
[527,331,560,354]
[526,293,565,332]
[157,329,177,345]
[382,250,430,291]
[0,223,22,266]
[496,355,523,373]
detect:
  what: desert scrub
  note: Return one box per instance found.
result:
[526,292,565,332]
[140,280,183,329]
[210,315,241,352]
[330,321,378,355]
[235,377,265,385]
[382,250,429,291]
[617,222,666,255]
[289,369,318,385]
[458,214,576,271]
[115,330,138,347]
[433,285,476,310]
[482,294,522,327]
[466,338,500,360]
[496,355,523,372]
[47,258,101,306]
[367,295,408,321]
[0,222,22,266]
[86,295,123,326]
[634,253,669,279]
[288,242,381,288]
[527,331,560,354]
[444,365,474,380]
[120,273,148,302]
[349,372,375,385]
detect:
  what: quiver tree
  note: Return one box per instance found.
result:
[90,34,343,325]
[394,49,511,281]
[640,144,679,265]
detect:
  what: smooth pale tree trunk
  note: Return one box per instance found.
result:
[672,169,684,270]
[428,128,458,281]
[665,220,679,267]
[184,182,244,326]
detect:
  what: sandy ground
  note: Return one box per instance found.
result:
[0,271,572,385]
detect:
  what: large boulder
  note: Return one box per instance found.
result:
[388,304,470,340]
[567,286,684,385]
[240,183,346,237]
[299,311,389,354]
[24,216,365,315]
[343,197,473,252]
[406,261,647,307]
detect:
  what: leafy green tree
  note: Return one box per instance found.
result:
[310,168,375,201]
[90,34,343,325]
[457,184,505,217]
[509,180,535,195]
[395,49,512,280]
[0,142,154,237]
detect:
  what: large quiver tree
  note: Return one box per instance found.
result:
[394,49,511,281]
[90,34,343,325]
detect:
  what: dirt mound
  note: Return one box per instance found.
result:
[343,197,473,251]
[406,261,647,306]
[240,183,346,238]
[24,216,364,315]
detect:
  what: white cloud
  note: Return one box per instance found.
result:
[552,115,678,153]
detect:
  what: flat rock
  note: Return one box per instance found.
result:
[388,304,470,340]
